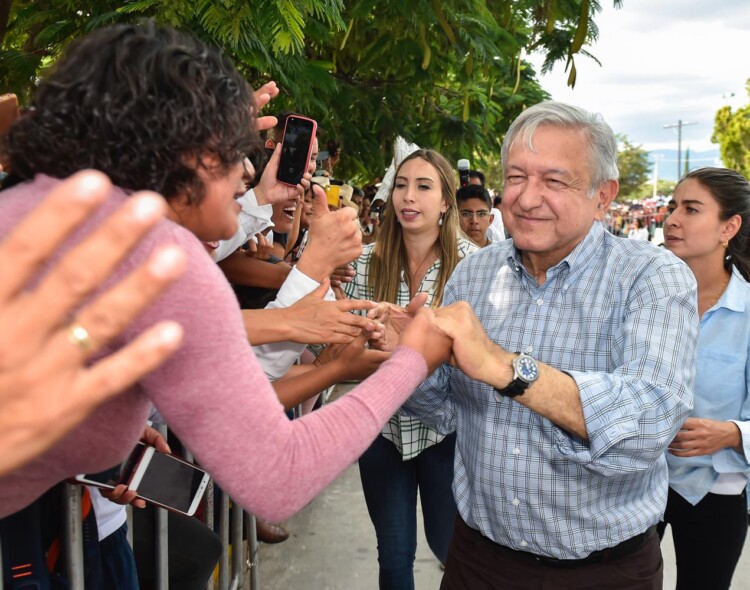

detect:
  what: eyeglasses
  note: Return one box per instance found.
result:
[459,210,490,219]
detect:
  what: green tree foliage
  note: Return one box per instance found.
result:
[1,0,622,180]
[653,179,675,198]
[616,134,651,201]
[712,79,750,178]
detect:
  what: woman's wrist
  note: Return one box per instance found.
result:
[724,420,743,451]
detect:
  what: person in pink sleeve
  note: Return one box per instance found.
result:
[0,19,450,529]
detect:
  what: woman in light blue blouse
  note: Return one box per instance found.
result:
[661,167,750,590]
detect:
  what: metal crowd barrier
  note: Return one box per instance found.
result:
[0,386,337,590]
[0,459,260,590]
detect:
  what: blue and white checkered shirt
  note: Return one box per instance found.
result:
[404,222,699,559]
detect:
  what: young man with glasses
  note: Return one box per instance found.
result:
[457,184,494,248]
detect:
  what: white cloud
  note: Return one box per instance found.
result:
[528,0,750,152]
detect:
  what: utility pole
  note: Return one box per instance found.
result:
[652,154,663,198]
[663,120,697,179]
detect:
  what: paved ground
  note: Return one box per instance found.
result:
[253,386,750,589]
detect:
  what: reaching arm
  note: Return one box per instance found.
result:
[218,250,291,289]
[242,281,381,345]
[272,334,390,409]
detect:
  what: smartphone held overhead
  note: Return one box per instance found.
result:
[276,115,317,187]
[74,442,211,516]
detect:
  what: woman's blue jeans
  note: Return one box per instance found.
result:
[359,432,457,590]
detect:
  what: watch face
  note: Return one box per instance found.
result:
[517,356,539,382]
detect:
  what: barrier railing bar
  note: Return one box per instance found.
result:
[62,483,85,590]
[228,501,243,590]
[155,424,169,590]
[245,513,259,590]
[126,505,133,546]
[0,537,4,590]
[155,506,169,590]
[205,481,215,590]
[218,492,230,589]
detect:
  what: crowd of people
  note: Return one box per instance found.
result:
[0,20,749,590]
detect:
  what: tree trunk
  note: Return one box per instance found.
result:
[0,0,13,47]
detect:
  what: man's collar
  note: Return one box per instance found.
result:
[508,222,604,276]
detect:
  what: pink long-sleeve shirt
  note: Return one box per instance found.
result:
[0,175,427,520]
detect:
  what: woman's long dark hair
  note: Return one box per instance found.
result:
[678,167,750,280]
[3,21,261,205]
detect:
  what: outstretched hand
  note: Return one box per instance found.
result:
[285,280,384,345]
[398,307,452,373]
[367,293,429,352]
[315,332,391,381]
[0,171,186,476]
[433,301,507,384]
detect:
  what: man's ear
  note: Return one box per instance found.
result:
[594,180,618,220]
[264,139,276,150]
[490,213,495,224]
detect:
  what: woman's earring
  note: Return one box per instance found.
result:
[724,240,732,260]
[438,214,444,227]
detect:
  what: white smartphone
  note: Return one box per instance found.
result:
[127,446,211,516]
[73,441,149,490]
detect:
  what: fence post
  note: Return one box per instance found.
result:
[245,513,259,590]
[205,481,215,590]
[62,484,85,590]
[218,492,230,589]
[154,507,169,590]
[228,502,243,590]
[154,425,169,590]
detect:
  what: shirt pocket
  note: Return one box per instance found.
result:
[694,348,745,410]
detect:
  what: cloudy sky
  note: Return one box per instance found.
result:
[529,0,749,167]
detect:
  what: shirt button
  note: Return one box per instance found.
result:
[520,540,528,548]
[536,298,543,306]
[512,498,521,506]
[512,447,521,455]
[563,283,569,290]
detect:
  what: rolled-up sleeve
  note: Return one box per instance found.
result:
[554,260,698,475]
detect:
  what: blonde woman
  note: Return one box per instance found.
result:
[345,149,478,588]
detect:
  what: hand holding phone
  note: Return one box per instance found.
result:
[277,115,317,187]
[74,442,211,516]
[127,446,210,516]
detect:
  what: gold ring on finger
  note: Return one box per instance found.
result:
[66,321,97,353]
